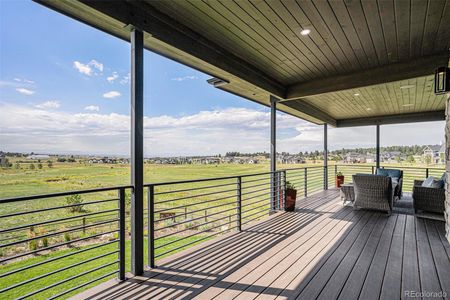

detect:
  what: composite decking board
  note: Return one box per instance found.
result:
[380,214,407,300]
[416,217,444,300]
[425,219,450,297]
[113,194,334,300]
[215,194,353,299]
[294,211,377,299]
[401,216,421,298]
[252,206,364,300]
[274,210,372,300]
[72,190,450,300]
[193,193,343,299]
[358,214,399,300]
[317,214,387,300]
[151,192,342,299]
[337,213,394,300]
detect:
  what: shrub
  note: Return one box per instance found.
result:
[29,240,38,251]
[42,237,49,247]
[64,233,71,242]
[47,161,53,168]
[29,163,35,170]
[65,194,84,212]
[37,163,43,169]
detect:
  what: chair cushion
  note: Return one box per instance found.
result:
[422,176,444,189]
[376,168,402,180]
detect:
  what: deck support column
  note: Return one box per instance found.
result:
[376,124,380,169]
[324,124,328,190]
[445,58,450,243]
[270,95,277,211]
[130,27,144,276]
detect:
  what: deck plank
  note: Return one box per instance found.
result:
[70,189,450,300]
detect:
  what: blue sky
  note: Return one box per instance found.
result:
[0,1,445,156]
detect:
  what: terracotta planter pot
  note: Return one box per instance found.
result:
[336,175,345,188]
[285,188,297,211]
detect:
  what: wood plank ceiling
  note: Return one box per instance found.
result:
[37,0,450,126]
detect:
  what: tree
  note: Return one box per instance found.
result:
[406,155,415,163]
[424,155,432,165]
[395,156,401,163]
[29,163,35,170]
[37,163,43,169]
[47,161,53,168]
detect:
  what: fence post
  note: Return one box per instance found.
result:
[237,176,242,231]
[304,168,308,197]
[147,185,155,268]
[118,188,126,280]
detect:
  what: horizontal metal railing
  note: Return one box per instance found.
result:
[0,185,131,299]
[334,164,445,191]
[145,170,285,268]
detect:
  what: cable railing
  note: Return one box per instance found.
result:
[0,186,130,299]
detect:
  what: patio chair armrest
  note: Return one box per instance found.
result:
[413,180,424,186]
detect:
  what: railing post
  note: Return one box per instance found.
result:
[118,188,126,280]
[426,168,429,178]
[323,166,328,190]
[304,168,308,197]
[372,166,375,174]
[147,185,155,268]
[237,176,242,231]
[283,170,287,210]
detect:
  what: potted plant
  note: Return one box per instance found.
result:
[285,181,297,212]
[336,171,344,187]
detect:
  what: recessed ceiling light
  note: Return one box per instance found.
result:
[400,84,415,89]
[300,29,311,36]
[366,108,372,111]
[353,93,360,96]
[402,103,413,107]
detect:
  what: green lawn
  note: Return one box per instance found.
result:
[0,235,210,300]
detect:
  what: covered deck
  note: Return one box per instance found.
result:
[75,189,450,300]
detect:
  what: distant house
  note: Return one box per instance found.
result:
[27,154,50,160]
[344,153,366,164]
[422,145,444,164]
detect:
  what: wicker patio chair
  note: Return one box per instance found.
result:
[412,180,445,214]
[352,175,393,215]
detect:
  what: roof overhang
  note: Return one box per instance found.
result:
[35,0,450,127]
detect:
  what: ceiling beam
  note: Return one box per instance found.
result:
[281,100,337,127]
[36,0,285,98]
[336,111,445,127]
[286,54,449,99]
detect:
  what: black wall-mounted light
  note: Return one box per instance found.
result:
[434,66,450,94]
[207,77,229,87]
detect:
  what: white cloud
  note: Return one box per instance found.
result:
[103,91,121,99]
[120,73,130,85]
[107,72,119,83]
[13,78,35,84]
[171,75,198,82]
[84,105,100,112]
[34,101,60,109]
[0,103,445,156]
[73,59,104,76]
[16,88,35,95]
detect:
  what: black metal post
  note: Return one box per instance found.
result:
[324,124,328,190]
[147,186,155,268]
[283,170,287,210]
[426,168,429,178]
[334,165,337,187]
[376,124,380,169]
[237,176,242,231]
[270,95,277,211]
[372,166,375,174]
[304,168,308,197]
[118,188,126,280]
[130,27,144,276]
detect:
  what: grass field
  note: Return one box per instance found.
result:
[0,160,444,299]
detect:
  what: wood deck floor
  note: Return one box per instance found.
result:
[74,189,450,300]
